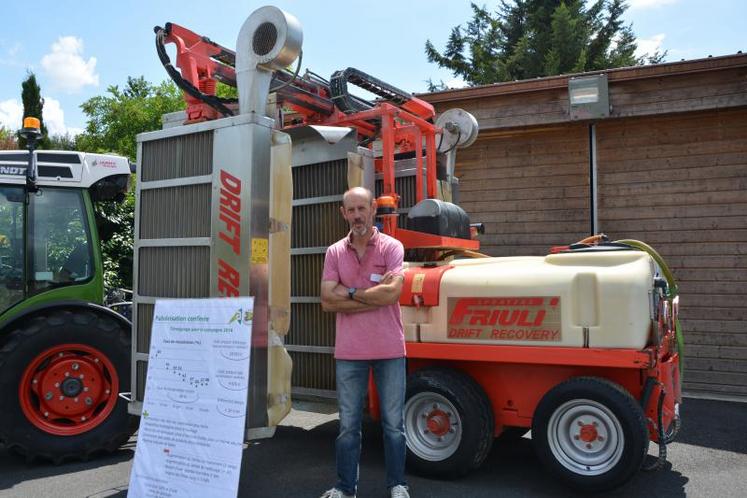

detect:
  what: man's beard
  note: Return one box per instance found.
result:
[350,221,369,237]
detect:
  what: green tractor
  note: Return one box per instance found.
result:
[0,118,135,462]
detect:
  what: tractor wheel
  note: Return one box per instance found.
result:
[404,368,494,479]
[0,309,136,463]
[532,377,648,492]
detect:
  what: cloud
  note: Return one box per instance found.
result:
[0,97,81,136]
[8,43,21,58]
[42,97,82,136]
[42,97,72,136]
[0,41,23,67]
[628,0,678,8]
[0,99,23,130]
[41,36,99,93]
[636,33,666,58]
[446,77,469,89]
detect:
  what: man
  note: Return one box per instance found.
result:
[319,187,410,498]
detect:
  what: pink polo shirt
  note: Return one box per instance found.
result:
[322,228,405,360]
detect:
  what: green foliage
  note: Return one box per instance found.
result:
[18,72,50,149]
[77,76,184,160]
[216,81,238,100]
[0,127,17,150]
[47,133,77,151]
[425,0,666,86]
[76,76,184,290]
[95,189,136,291]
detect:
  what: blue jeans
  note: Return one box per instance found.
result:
[335,357,407,495]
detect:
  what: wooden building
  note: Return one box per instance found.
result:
[421,53,747,399]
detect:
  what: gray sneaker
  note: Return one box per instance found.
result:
[320,488,355,498]
[390,485,410,498]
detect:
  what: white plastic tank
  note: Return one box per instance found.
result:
[402,250,655,349]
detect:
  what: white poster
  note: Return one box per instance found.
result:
[128,297,254,498]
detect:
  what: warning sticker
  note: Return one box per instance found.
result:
[411,273,425,293]
[446,297,561,342]
[250,238,269,264]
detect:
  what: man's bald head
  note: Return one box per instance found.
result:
[340,187,376,238]
[342,187,374,208]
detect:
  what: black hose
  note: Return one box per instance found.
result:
[269,50,303,93]
[442,129,462,154]
[642,387,667,472]
[154,26,235,118]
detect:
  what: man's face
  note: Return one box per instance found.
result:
[341,193,375,237]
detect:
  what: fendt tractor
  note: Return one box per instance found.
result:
[129,6,684,491]
[0,118,135,461]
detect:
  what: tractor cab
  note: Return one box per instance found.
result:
[0,148,131,318]
[0,118,136,463]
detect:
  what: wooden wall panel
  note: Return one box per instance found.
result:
[431,55,747,398]
[596,108,747,397]
[457,124,590,257]
[428,56,747,131]
[609,67,747,119]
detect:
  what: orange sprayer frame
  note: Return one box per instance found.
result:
[157,22,479,252]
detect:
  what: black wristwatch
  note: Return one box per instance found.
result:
[348,287,357,300]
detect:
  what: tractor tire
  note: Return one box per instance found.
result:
[404,368,494,479]
[0,309,136,463]
[532,377,648,492]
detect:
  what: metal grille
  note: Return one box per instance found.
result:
[136,360,148,402]
[376,174,417,210]
[139,184,212,239]
[136,303,154,354]
[290,155,351,395]
[376,168,418,230]
[290,351,336,391]
[133,127,214,412]
[287,302,335,347]
[138,247,210,297]
[140,131,213,181]
[291,254,325,296]
[291,203,348,247]
[293,159,348,199]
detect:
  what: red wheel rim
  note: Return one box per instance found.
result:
[426,408,451,437]
[19,343,120,436]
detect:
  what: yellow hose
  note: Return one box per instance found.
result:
[614,239,678,297]
[615,239,684,375]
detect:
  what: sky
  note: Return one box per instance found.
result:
[0,0,744,137]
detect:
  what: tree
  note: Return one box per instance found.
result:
[77,76,183,159]
[0,126,17,150]
[77,76,184,290]
[47,133,77,151]
[17,72,50,148]
[425,0,666,88]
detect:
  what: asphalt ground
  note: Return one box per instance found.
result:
[0,397,746,498]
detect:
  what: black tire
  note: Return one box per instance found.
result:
[532,377,648,492]
[404,368,494,479]
[0,309,136,463]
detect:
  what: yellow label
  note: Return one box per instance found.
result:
[251,238,269,264]
[411,273,425,293]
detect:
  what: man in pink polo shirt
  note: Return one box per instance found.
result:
[319,187,410,498]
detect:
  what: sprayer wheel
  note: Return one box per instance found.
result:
[404,367,494,478]
[532,377,648,492]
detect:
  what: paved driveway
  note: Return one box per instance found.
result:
[1,397,745,498]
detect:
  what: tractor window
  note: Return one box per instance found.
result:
[0,187,25,313]
[28,188,93,295]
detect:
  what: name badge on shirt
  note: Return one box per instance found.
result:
[370,273,383,283]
